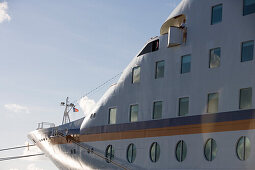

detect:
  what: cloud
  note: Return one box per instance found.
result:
[0,2,11,23]
[27,163,44,170]
[78,96,96,116]
[4,104,30,114]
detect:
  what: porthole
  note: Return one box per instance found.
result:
[127,143,136,163]
[236,136,251,161]
[175,140,187,162]
[150,142,160,162]
[204,138,217,161]
[105,145,114,163]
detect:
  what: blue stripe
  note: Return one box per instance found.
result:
[81,109,255,135]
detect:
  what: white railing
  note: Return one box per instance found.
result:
[37,122,55,129]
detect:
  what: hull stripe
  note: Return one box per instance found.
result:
[82,109,255,135]
[78,119,255,142]
[51,109,255,144]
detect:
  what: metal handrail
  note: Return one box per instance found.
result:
[56,132,128,170]
[37,122,55,129]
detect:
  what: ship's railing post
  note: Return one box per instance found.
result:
[37,122,55,130]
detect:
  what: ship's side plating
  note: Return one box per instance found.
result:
[28,118,86,170]
[28,0,255,169]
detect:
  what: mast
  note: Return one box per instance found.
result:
[61,97,75,125]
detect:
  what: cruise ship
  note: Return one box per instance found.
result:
[28,0,255,169]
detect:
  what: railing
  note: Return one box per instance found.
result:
[56,131,128,170]
[37,122,55,129]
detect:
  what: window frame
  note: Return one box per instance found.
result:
[149,142,160,163]
[243,0,255,16]
[105,144,114,163]
[127,143,136,163]
[236,136,251,161]
[211,4,223,25]
[181,54,191,74]
[207,92,219,113]
[209,47,221,69]
[175,140,187,162]
[152,39,160,52]
[132,66,141,84]
[108,107,117,124]
[152,101,163,120]
[178,97,189,117]
[239,87,252,109]
[241,40,254,62]
[138,39,159,56]
[204,138,217,161]
[155,60,165,79]
[129,104,139,122]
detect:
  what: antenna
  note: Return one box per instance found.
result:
[61,97,75,125]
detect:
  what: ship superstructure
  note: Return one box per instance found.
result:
[28,0,255,169]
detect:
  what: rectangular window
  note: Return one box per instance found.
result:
[168,26,183,47]
[211,4,222,25]
[241,41,254,62]
[179,97,189,116]
[130,104,138,122]
[153,101,162,119]
[108,108,117,124]
[207,93,219,113]
[239,87,252,109]
[181,55,191,74]
[155,60,165,79]
[132,66,140,83]
[243,0,255,15]
[209,48,221,68]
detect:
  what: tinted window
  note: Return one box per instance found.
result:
[105,145,114,163]
[108,108,117,124]
[155,61,165,79]
[175,140,187,162]
[211,4,222,25]
[204,138,217,161]
[150,142,160,162]
[209,48,221,68]
[152,40,159,52]
[127,143,136,163]
[207,93,219,113]
[138,39,159,56]
[239,87,252,109]
[236,136,251,161]
[241,41,254,62]
[179,97,189,116]
[181,55,191,74]
[130,104,138,122]
[132,66,140,83]
[243,0,255,15]
[153,101,162,119]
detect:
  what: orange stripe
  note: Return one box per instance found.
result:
[51,119,255,144]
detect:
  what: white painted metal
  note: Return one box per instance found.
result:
[28,0,255,169]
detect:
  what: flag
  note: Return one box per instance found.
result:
[73,108,79,112]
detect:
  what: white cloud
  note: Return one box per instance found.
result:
[0,2,11,23]
[79,96,96,116]
[27,163,44,170]
[4,104,30,114]
[9,169,19,170]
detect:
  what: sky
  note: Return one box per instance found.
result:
[0,0,181,169]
